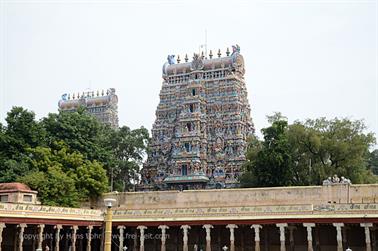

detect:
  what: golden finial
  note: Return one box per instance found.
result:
[77,92,80,98]
[68,94,71,100]
[177,55,181,63]
[185,54,188,62]
[209,50,213,59]
[226,47,230,56]
[217,49,221,58]
[96,90,99,96]
[101,90,104,96]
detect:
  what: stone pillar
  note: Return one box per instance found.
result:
[37,224,45,250]
[158,225,169,251]
[180,225,190,251]
[117,226,126,251]
[361,223,373,251]
[0,223,5,251]
[203,224,213,251]
[137,226,147,251]
[276,223,287,251]
[71,225,78,251]
[332,223,344,251]
[251,225,262,251]
[87,225,93,251]
[303,223,315,251]
[226,224,238,251]
[54,225,62,251]
[17,224,27,251]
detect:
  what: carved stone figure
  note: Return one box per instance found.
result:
[167,55,176,65]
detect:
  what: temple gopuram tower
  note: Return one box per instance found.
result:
[58,88,119,128]
[141,45,254,190]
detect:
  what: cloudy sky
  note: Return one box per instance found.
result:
[0,0,377,141]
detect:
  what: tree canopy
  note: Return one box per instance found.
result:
[0,106,149,207]
[368,149,378,175]
[240,114,377,187]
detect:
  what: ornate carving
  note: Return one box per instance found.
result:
[141,46,254,190]
[231,44,240,56]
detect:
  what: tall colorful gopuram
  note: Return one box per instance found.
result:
[141,45,254,190]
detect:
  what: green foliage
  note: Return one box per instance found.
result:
[242,120,294,187]
[41,109,110,162]
[18,166,79,207]
[5,107,45,150]
[17,144,108,206]
[75,160,108,200]
[241,114,377,187]
[368,149,378,175]
[0,107,43,182]
[105,126,150,191]
[0,106,149,206]
[0,159,30,183]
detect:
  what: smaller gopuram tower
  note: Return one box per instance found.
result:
[141,45,254,190]
[58,88,119,128]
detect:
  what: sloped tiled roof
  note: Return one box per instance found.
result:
[0,182,37,194]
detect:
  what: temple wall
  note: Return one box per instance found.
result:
[100,184,378,209]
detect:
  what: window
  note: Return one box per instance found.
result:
[182,165,188,176]
[187,123,192,132]
[23,195,32,202]
[192,88,196,96]
[189,104,194,113]
[184,143,191,152]
[0,195,8,202]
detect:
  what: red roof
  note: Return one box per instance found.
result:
[0,183,37,194]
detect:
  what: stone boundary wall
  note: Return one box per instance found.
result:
[101,184,378,209]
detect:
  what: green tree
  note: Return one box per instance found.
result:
[0,105,149,204]
[290,118,376,184]
[75,160,108,201]
[241,115,377,187]
[5,107,45,149]
[0,107,44,182]
[368,149,378,175]
[41,109,111,163]
[0,159,30,183]
[18,166,79,207]
[20,144,108,206]
[106,126,150,191]
[244,120,294,187]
